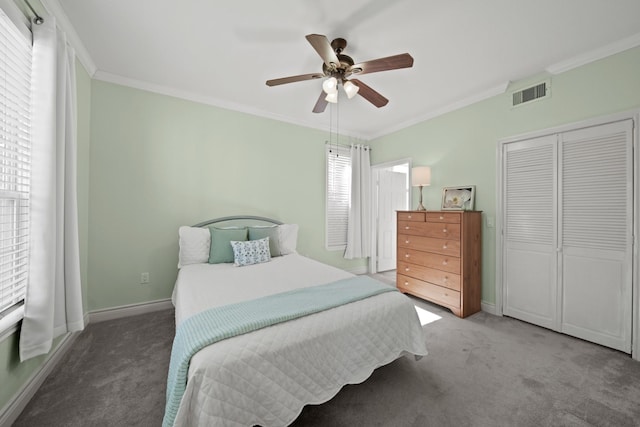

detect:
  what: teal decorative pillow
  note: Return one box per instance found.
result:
[208,227,248,264]
[248,226,281,257]
[230,238,271,267]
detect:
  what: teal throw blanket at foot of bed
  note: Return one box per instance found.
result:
[162,275,396,427]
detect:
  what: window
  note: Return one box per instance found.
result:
[0,9,32,327]
[325,144,351,249]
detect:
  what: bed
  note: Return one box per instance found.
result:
[164,216,428,427]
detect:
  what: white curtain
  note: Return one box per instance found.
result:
[20,16,84,361]
[344,144,371,259]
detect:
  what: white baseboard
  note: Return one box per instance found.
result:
[89,298,173,323]
[481,301,497,315]
[0,331,80,427]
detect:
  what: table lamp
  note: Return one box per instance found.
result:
[411,166,431,211]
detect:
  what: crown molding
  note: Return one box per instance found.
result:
[546,32,640,75]
[41,0,97,76]
[93,69,370,140]
[369,81,510,140]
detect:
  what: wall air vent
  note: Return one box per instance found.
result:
[512,80,550,107]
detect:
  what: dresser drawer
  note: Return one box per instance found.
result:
[426,212,461,224]
[397,274,461,308]
[397,211,425,222]
[398,220,461,240]
[398,234,461,257]
[397,248,461,274]
[398,261,461,291]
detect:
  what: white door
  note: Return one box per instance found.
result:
[377,169,408,272]
[559,120,633,352]
[503,135,559,330]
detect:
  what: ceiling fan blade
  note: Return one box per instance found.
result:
[350,79,389,108]
[312,91,328,113]
[305,34,340,68]
[349,53,414,76]
[266,73,325,86]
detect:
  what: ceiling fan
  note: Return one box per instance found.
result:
[266,34,414,113]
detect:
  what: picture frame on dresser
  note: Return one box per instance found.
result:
[441,186,475,210]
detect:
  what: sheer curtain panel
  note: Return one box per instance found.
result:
[19,16,84,361]
[344,144,371,259]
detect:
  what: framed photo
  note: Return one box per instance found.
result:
[441,186,475,210]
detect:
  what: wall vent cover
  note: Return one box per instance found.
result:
[512,81,550,107]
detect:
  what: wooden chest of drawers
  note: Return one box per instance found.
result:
[396,210,482,318]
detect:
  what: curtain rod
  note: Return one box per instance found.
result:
[22,0,43,24]
[324,141,372,150]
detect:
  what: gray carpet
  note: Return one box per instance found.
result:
[12,294,640,427]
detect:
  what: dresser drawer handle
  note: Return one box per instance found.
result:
[442,228,448,233]
[406,240,410,244]
[439,215,444,220]
[442,260,448,265]
[405,254,410,258]
[408,215,412,219]
[443,276,448,282]
[405,226,410,230]
[404,281,409,286]
[405,267,410,272]
[443,244,448,249]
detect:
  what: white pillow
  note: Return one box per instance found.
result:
[178,226,210,268]
[278,224,298,255]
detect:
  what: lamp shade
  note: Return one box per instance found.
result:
[411,166,431,187]
[325,92,338,103]
[343,80,360,99]
[322,77,338,94]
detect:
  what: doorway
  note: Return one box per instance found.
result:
[370,159,411,274]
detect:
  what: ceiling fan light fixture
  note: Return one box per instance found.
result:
[322,77,338,94]
[325,92,338,103]
[343,80,359,99]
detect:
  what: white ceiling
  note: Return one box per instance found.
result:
[46,0,640,139]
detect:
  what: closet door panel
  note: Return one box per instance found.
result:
[504,243,556,328]
[559,120,633,352]
[503,135,558,329]
[562,250,628,350]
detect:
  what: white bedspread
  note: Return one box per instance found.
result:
[171,254,427,426]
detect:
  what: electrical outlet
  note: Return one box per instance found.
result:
[140,272,150,284]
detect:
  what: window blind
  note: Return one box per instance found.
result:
[325,144,351,249]
[0,9,32,318]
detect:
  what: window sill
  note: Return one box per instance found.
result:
[0,305,24,342]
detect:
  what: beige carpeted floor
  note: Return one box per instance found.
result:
[12,276,640,427]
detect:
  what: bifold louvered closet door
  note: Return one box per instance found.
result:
[503,119,633,353]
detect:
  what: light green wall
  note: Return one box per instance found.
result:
[369,46,640,305]
[0,58,92,413]
[87,81,366,311]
